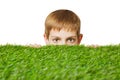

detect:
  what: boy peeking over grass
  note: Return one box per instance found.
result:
[29,9,83,47]
[44,9,83,45]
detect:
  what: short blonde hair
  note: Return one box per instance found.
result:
[45,9,81,39]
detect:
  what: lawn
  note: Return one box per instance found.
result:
[0,45,120,80]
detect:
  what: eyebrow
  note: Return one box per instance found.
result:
[50,36,61,39]
[67,36,77,38]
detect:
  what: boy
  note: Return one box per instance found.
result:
[44,9,83,45]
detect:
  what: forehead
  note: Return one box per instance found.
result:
[49,29,77,38]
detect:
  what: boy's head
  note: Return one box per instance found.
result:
[44,9,83,45]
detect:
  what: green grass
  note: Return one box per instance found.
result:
[0,45,120,80]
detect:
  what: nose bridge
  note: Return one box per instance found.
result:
[60,39,66,45]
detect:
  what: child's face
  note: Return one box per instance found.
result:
[44,29,83,45]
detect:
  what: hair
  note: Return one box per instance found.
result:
[45,9,81,39]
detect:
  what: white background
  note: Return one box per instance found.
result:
[0,0,120,46]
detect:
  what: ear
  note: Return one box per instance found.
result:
[78,34,83,44]
[43,34,49,45]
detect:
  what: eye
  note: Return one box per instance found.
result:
[67,38,75,43]
[52,39,60,43]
